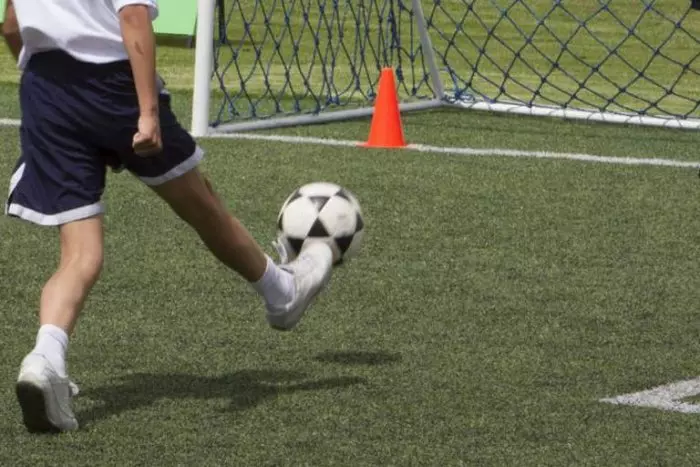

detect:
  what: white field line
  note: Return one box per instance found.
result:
[204,132,700,169]
[0,117,696,169]
[600,377,700,414]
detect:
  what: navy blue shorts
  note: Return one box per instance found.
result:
[4,50,204,226]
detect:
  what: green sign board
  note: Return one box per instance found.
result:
[0,0,197,38]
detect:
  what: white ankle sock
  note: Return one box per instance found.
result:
[252,256,295,307]
[33,324,69,378]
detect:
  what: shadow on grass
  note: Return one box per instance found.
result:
[314,350,401,366]
[77,369,365,427]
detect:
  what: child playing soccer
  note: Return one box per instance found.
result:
[2,0,334,433]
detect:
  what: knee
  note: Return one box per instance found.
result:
[54,217,104,289]
[61,250,104,287]
[194,174,218,209]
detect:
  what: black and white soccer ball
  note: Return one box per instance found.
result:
[275,182,365,265]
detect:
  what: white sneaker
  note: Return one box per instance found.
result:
[16,353,79,433]
[266,242,333,331]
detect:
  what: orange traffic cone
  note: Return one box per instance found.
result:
[362,67,407,148]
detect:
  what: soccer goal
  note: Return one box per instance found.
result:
[190,0,700,137]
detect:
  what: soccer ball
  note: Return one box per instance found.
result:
[275,182,365,265]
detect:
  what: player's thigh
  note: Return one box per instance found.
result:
[6,67,106,227]
[148,166,223,228]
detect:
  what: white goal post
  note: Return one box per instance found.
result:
[191,0,700,137]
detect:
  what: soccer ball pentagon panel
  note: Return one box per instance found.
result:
[276,182,365,265]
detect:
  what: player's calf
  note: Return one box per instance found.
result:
[41,217,104,335]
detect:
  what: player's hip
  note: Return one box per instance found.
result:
[20,49,169,120]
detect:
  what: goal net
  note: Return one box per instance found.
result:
[190,0,700,136]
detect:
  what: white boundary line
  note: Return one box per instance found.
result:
[0,118,19,127]
[203,132,700,169]
[600,377,700,414]
[0,117,697,169]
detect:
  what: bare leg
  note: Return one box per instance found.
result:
[23,216,104,377]
[2,1,23,61]
[149,167,333,331]
[40,217,104,334]
[16,216,103,433]
[150,168,267,282]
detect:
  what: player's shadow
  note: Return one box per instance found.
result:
[313,350,401,366]
[77,370,365,427]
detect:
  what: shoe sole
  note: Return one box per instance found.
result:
[16,381,60,434]
[269,288,321,331]
[269,268,332,331]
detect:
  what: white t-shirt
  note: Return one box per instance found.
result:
[13,0,159,69]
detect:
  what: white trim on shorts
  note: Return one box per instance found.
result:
[138,145,205,186]
[8,162,25,196]
[4,161,104,226]
[6,202,104,226]
[5,146,203,225]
